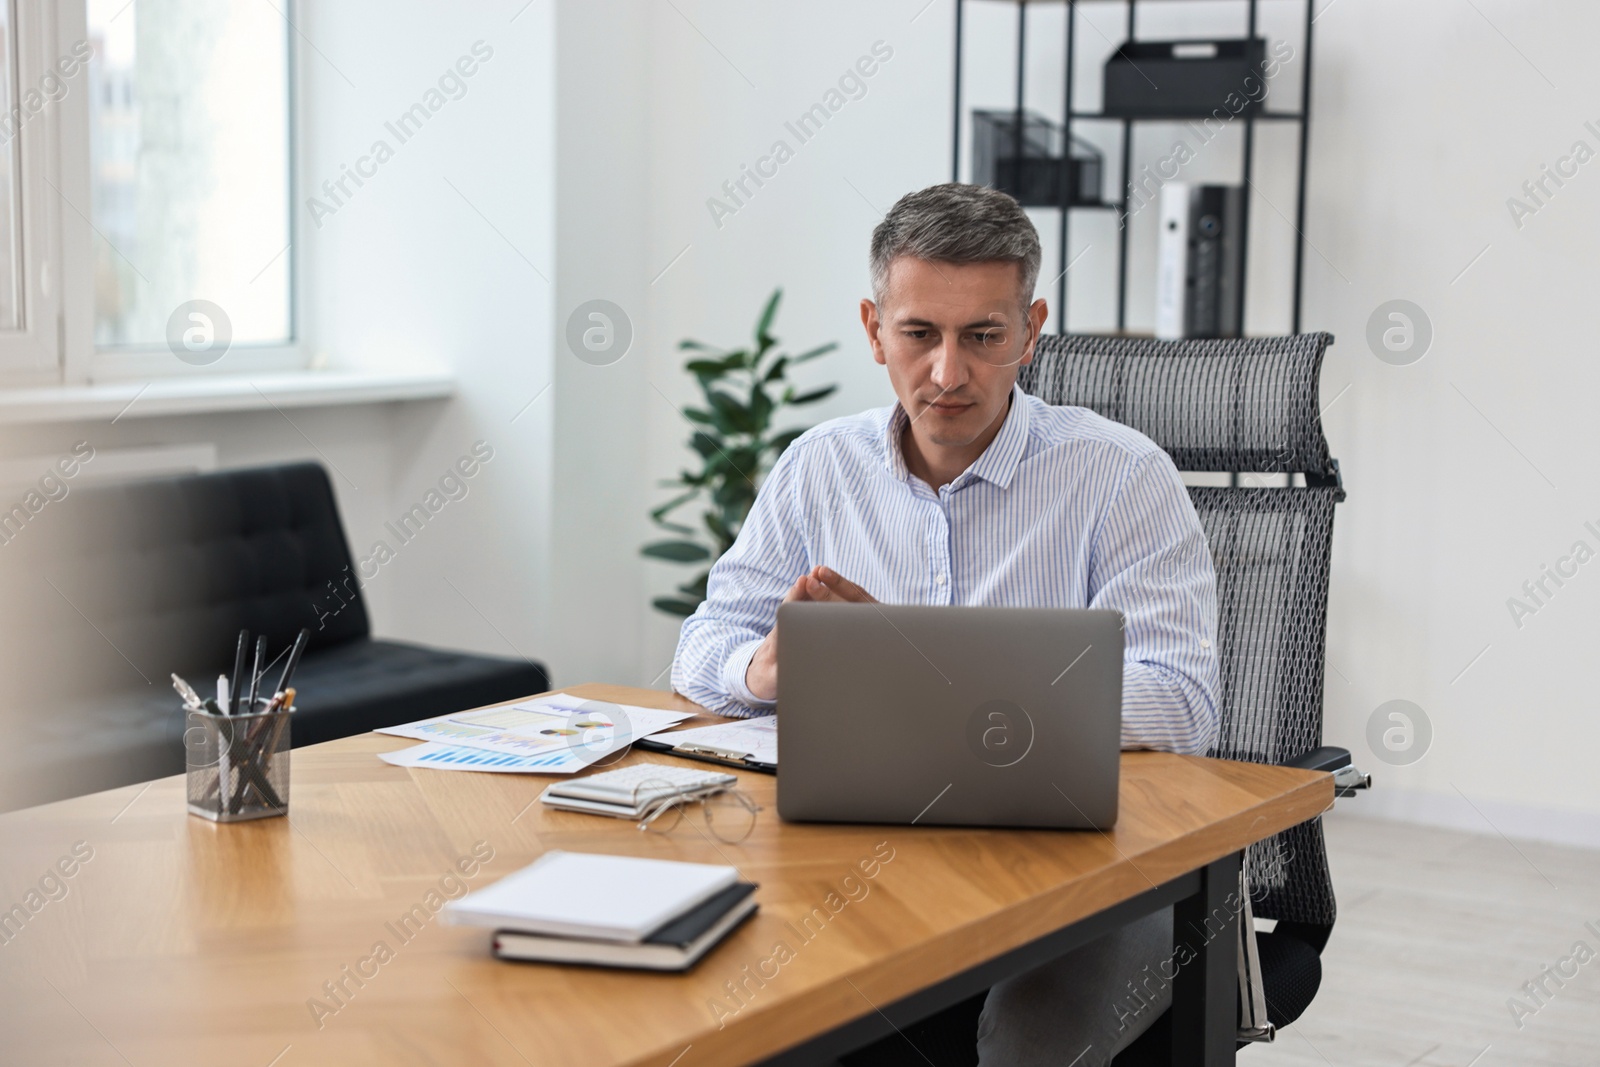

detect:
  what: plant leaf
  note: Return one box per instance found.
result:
[790,342,838,363]
[762,355,789,384]
[652,596,703,617]
[686,359,729,378]
[712,476,756,512]
[649,489,700,524]
[704,510,733,544]
[641,539,713,563]
[785,384,838,406]
[754,289,782,347]
[709,444,760,474]
[690,431,726,459]
[767,427,807,454]
[748,382,774,432]
[682,406,713,425]
[677,570,709,598]
[708,391,757,435]
[678,339,721,352]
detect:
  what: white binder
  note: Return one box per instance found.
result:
[1155,181,1191,341]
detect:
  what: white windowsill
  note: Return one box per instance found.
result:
[0,368,457,425]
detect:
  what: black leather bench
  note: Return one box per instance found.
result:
[0,461,549,811]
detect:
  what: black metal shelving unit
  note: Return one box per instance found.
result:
[951,0,1316,335]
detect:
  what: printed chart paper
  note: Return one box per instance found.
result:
[378,743,590,773]
[376,693,695,774]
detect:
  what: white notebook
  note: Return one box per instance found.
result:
[442,850,739,943]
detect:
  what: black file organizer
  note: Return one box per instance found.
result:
[1104,38,1267,117]
[971,109,1103,207]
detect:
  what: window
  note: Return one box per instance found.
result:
[0,0,68,379]
[0,0,298,384]
[0,2,24,331]
[87,0,292,355]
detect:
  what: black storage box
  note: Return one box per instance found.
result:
[971,109,1103,207]
[1104,38,1266,118]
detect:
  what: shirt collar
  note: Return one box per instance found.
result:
[882,383,1032,491]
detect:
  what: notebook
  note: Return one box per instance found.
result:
[442,850,738,942]
[493,882,758,970]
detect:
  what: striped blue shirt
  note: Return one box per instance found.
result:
[671,384,1220,754]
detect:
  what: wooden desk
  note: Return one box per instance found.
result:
[0,683,1331,1066]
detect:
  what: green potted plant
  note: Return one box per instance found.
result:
[643,289,837,616]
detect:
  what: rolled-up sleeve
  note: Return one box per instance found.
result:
[1089,450,1220,754]
[671,444,809,717]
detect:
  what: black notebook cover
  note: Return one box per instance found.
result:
[645,881,756,946]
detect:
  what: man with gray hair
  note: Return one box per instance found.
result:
[673,182,1219,1064]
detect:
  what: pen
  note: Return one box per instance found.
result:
[173,673,204,709]
[275,627,310,696]
[263,686,296,713]
[247,635,267,712]
[229,630,249,715]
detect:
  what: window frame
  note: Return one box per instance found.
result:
[10,0,309,387]
[0,0,69,383]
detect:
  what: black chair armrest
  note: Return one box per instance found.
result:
[1280,745,1371,796]
[1280,746,1351,773]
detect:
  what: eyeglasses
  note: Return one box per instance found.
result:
[637,787,762,844]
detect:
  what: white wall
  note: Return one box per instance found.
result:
[548,0,657,689]
[295,0,557,675]
[1301,0,1600,845]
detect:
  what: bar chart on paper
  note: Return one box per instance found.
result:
[374,695,696,771]
[378,742,588,773]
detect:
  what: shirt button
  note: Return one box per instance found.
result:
[935,573,947,586]
[1200,638,1212,649]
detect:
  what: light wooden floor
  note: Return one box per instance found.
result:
[1250,809,1600,1067]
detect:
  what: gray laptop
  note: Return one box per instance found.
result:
[776,603,1123,829]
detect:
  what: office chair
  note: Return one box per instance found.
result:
[1022,331,1368,1059]
[840,331,1367,1066]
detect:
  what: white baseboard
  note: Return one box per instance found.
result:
[1330,785,1600,851]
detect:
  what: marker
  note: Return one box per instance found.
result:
[217,675,230,712]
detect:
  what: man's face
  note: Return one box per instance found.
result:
[861,257,1048,450]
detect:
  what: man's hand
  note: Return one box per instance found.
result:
[744,566,877,701]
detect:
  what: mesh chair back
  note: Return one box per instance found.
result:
[1020,333,1342,927]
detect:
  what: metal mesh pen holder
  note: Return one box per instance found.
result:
[185,706,293,822]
